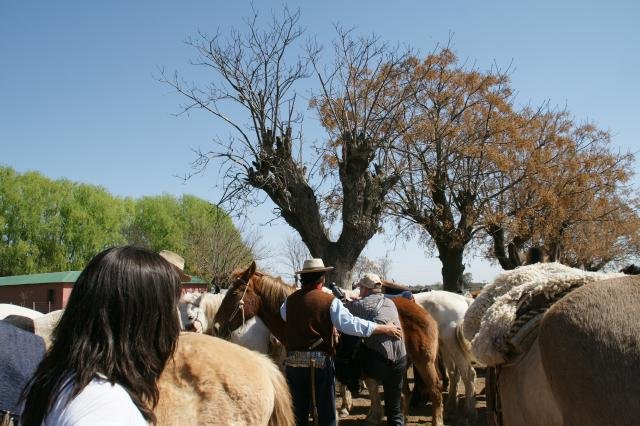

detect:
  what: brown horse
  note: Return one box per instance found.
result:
[467,264,640,426]
[213,262,444,426]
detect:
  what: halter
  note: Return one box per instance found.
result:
[226,276,250,332]
[186,295,205,332]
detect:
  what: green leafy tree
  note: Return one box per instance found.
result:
[0,167,251,281]
[0,167,128,275]
[123,194,254,283]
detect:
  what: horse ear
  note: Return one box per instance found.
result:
[241,261,257,282]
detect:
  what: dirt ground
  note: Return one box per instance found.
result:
[336,367,487,426]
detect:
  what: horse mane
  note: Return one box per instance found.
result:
[252,271,295,315]
[197,293,225,325]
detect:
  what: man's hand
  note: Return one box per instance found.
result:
[375,322,403,339]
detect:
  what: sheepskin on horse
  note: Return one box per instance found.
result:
[156,332,294,426]
[413,290,476,422]
[464,263,640,426]
[213,262,444,426]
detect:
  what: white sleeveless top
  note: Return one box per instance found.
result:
[43,377,148,425]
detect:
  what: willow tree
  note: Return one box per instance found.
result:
[484,109,640,270]
[161,9,416,286]
[387,49,529,292]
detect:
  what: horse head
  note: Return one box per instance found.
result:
[178,292,208,333]
[213,261,262,339]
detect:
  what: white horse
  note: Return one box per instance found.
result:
[412,291,476,421]
[179,291,223,333]
[179,291,285,365]
[0,303,44,320]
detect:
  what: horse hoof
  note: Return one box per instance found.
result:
[339,408,350,417]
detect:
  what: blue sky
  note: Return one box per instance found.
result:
[1,1,638,284]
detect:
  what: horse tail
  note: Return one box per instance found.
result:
[265,357,295,426]
[455,322,475,363]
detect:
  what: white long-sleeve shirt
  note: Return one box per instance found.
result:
[280,297,376,337]
[43,377,148,426]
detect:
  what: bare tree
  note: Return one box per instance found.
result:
[349,252,393,285]
[281,234,310,283]
[161,8,416,287]
[183,211,268,288]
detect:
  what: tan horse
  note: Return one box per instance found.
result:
[156,332,295,426]
[7,312,294,425]
[467,266,640,426]
[213,262,444,426]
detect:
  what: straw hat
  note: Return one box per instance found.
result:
[295,258,334,275]
[357,273,383,289]
[159,250,191,282]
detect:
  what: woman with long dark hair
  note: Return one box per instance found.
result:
[21,246,182,425]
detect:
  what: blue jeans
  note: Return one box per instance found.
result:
[362,348,407,426]
[285,357,337,426]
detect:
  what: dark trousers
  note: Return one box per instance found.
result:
[362,348,407,426]
[285,358,337,426]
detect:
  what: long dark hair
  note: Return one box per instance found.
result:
[21,246,182,425]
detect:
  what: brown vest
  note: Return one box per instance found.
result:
[285,287,336,355]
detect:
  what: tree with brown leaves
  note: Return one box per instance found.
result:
[484,109,639,270]
[387,48,527,292]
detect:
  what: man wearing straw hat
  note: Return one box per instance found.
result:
[280,258,402,426]
[159,250,199,332]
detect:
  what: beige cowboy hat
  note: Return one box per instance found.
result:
[357,273,383,289]
[159,250,191,282]
[296,258,334,275]
[381,279,411,292]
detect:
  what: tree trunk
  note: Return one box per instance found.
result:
[438,244,465,293]
[324,256,356,289]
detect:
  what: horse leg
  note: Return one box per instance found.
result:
[452,348,477,423]
[414,359,444,426]
[402,366,411,416]
[409,363,426,407]
[440,344,459,416]
[337,382,352,417]
[365,377,383,424]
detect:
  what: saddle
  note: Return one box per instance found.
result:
[504,282,584,361]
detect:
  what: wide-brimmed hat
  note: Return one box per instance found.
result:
[357,273,383,289]
[381,279,411,292]
[296,258,334,275]
[159,250,191,282]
